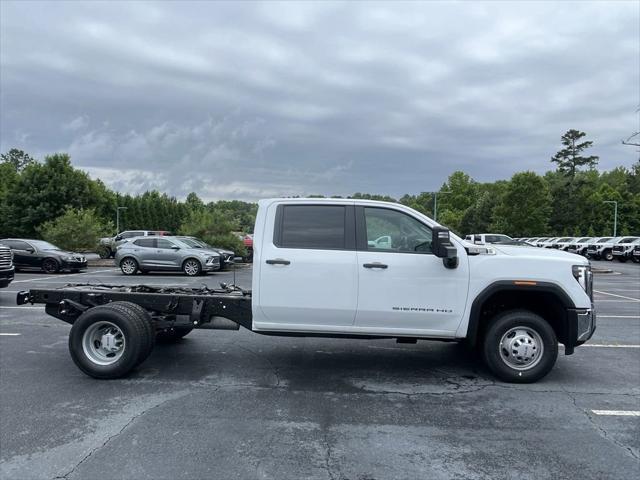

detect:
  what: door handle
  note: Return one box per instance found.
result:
[266,258,291,265]
[363,262,388,269]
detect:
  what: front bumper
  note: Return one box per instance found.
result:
[60,260,88,270]
[0,266,15,287]
[566,305,596,353]
[202,257,221,272]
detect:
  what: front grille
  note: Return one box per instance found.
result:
[612,246,624,252]
[0,247,12,269]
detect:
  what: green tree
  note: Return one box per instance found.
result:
[38,208,113,251]
[551,129,599,178]
[493,172,551,236]
[0,148,36,172]
[5,153,114,237]
[178,209,246,255]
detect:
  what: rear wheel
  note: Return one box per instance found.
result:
[482,310,558,383]
[42,258,59,274]
[120,257,138,275]
[101,302,156,365]
[182,259,201,276]
[98,247,111,259]
[156,326,194,343]
[69,304,154,378]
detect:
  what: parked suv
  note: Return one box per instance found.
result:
[115,236,220,276]
[0,239,87,273]
[176,236,235,269]
[587,237,622,261]
[550,237,576,250]
[566,237,595,256]
[99,230,174,258]
[612,237,640,263]
[0,243,15,288]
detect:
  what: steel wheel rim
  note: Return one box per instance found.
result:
[121,259,136,274]
[43,260,56,273]
[498,326,544,371]
[184,260,199,276]
[82,321,125,365]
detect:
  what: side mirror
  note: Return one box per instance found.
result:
[432,226,458,269]
[115,235,123,241]
[26,248,35,253]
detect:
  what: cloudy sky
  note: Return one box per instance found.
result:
[1,1,638,201]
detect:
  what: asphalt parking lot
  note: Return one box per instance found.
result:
[1,261,638,479]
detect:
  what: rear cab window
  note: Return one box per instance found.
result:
[275,205,351,250]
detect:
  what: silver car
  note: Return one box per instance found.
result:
[115,236,220,276]
[176,236,235,269]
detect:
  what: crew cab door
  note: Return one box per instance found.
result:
[354,206,469,335]
[253,203,358,330]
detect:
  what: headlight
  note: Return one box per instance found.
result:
[64,256,75,261]
[572,265,593,298]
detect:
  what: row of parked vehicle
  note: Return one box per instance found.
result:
[513,236,640,263]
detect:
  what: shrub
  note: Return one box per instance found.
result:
[38,208,113,252]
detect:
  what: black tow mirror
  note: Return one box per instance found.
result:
[432,226,458,268]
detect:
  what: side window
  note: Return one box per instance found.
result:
[364,207,433,254]
[133,238,156,248]
[5,240,30,250]
[277,205,346,250]
[147,231,157,236]
[156,239,176,249]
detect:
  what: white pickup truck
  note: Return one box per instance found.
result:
[17,198,596,383]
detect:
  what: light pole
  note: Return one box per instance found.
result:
[432,191,451,222]
[116,207,127,234]
[603,201,618,237]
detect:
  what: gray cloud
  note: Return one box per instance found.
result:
[1,0,638,200]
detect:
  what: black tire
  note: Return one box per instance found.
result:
[98,247,111,259]
[632,256,640,263]
[42,258,59,274]
[182,258,202,276]
[156,326,194,343]
[68,304,154,379]
[482,309,558,383]
[120,257,139,275]
[603,250,614,261]
[101,302,156,365]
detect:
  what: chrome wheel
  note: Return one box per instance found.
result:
[183,260,200,276]
[498,326,544,371]
[120,258,137,275]
[82,321,125,366]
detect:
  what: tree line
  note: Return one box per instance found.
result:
[0,129,638,252]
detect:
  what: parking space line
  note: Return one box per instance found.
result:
[591,410,640,416]
[0,306,44,309]
[0,333,21,336]
[12,268,118,283]
[593,290,640,302]
[598,315,640,319]
[580,344,640,348]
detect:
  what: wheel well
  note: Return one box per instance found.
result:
[119,256,137,266]
[182,257,202,267]
[469,288,571,347]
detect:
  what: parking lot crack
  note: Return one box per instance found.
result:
[52,392,191,480]
[563,388,639,461]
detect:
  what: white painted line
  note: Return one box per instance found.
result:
[0,306,44,310]
[594,299,640,303]
[598,315,640,319]
[0,333,21,336]
[591,410,640,417]
[581,344,640,348]
[12,269,118,283]
[594,290,640,302]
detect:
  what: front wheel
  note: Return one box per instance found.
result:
[182,259,202,276]
[603,250,614,261]
[42,258,59,274]
[120,257,139,275]
[482,310,558,383]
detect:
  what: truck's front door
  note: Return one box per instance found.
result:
[354,206,469,336]
[254,203,358,330]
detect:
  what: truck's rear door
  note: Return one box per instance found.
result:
[253,202,358,330]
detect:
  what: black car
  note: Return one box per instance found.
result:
[0,239,88,273]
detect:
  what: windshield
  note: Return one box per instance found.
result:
[30,240,60,250]
[485,235,512,243]
[597,238,612,243]
[618,237,638,243]
[179,237,202,248]
[576,237,591,242]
